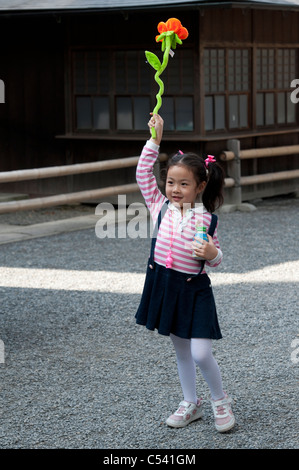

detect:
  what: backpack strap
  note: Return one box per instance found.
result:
[198,213,218,276]
[150,200,169,261]
[208,213,218,237]
[151,200,169,240]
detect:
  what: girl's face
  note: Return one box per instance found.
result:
[166,164,205,213]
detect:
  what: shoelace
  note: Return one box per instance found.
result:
[215,405,226,416]
[177,405,188,415]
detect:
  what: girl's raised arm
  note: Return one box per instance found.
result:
[136,114,166,219]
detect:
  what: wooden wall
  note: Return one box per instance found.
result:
[200,8,299,200]
[0,14,67,195]
[0,7,298,201]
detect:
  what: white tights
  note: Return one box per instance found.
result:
[170,334,224,403]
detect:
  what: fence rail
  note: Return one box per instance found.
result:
[0,154,168,214]
[220,144,299,162]
[0,184,141,214]
[0,156,144,184]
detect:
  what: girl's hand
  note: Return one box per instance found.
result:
[191,234,218,261]
[148,113,164,146]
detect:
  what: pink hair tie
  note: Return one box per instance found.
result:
[205,155,216,167]
[178,150,184,154]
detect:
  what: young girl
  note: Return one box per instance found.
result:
[135,114,235,433]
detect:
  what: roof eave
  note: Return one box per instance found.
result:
[1,1,299,18]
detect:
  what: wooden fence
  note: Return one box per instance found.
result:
[0,154,168,214]
[0,141,298,213]
[220,139,299,205]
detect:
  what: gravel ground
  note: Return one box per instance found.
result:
[0,195,298,450]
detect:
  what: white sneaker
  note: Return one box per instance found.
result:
[166,399,203,428]
[210,394,235,432]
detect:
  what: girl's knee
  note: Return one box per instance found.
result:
[190,338,213,367]
[192,349,212,367]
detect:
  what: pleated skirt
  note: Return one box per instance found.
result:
[135,260,222,340]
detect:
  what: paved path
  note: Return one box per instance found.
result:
[0,197,298,450]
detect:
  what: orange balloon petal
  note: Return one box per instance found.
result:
[178,26,189,40]
[157,22,167,33]
[165,17,181,33]
[155,18,188,44]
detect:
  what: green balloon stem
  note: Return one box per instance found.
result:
[151,35,172,139]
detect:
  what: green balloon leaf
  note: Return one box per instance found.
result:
[145,51,162,71]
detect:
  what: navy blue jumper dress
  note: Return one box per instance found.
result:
[135,201,222,340]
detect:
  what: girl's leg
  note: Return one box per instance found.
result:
[190,338,235,432]
[170,333,197,404]
[190,338,224,401]
[170,335,235,432]
[166,334,203,428]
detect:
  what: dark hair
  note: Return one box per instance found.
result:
[161,151,225,213]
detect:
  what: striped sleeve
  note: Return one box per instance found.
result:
[136,140,166,222]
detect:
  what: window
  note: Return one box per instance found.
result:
[72,48,194,134]
[256,48,297,126]
[204,49,225,131]
[204,48,250,132]
[204,47,298,133]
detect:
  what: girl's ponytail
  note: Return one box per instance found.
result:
[202,161,225,213]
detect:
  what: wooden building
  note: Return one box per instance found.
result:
[0,0,299,204]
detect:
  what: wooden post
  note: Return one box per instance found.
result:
[226,139,242,205]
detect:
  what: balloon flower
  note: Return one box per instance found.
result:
[145,18,189,138]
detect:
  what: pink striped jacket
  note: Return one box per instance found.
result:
[136,141,223,275]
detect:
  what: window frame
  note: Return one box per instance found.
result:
[255,47,297,128]
[69,46,195,136]
[66,45,299,140]
[203,46,299,135]
[204,47,251,133]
